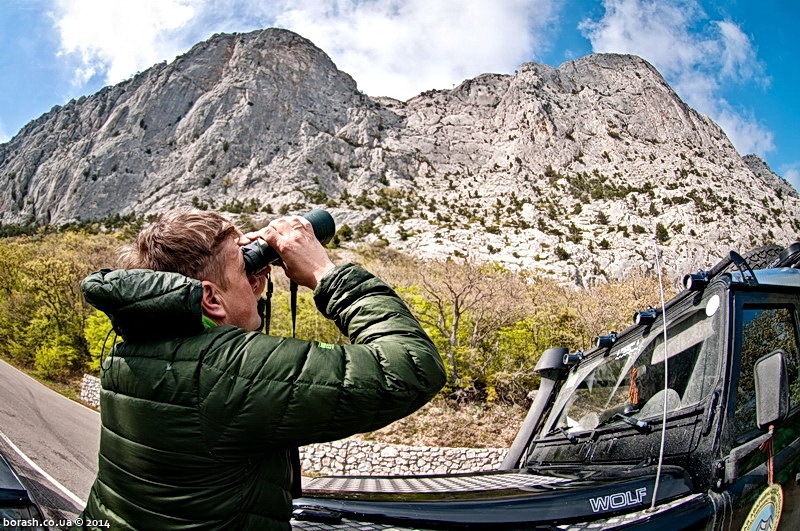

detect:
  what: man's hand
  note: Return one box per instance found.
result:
[239,216,335,289]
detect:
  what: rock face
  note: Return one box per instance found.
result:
[743,154,797,199]
[1,28,798,281]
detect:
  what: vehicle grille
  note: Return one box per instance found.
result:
[304,472,569,494]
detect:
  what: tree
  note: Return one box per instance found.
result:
[264,272,347,345]
[398,259,527,390]
[655,222,669,243]
[550,271,670,350]
[84,310,121,372]
[0,232,118,378]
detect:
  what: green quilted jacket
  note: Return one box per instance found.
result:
[77,263,445,530]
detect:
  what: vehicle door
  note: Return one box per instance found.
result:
[725,289,800,530]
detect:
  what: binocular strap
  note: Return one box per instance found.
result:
[256,275,298,339]
[290,280,298,338]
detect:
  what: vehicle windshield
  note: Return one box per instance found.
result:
[544,300,721,435]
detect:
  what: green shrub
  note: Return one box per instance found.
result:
[35,339,80,381]
[655,222,669,242]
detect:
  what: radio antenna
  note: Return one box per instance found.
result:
[649,237,670,512]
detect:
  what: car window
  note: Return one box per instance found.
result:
[733,305,800,442]
[546,308,719,434]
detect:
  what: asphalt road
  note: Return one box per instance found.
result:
[0,359,98,526]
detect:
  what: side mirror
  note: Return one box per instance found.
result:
[754,349,790,429]
[722,350,790,487]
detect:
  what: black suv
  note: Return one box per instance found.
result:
[292,242,800,530]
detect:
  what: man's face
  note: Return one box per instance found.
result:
[215,237,266,330]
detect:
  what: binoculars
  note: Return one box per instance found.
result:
[240,209,335,275]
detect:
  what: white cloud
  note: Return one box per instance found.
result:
[715,20,768,86]
[713,105,774,157]
[0,118,9,144]
[579,0,707,80]
[50,0,558,100]
[781,165,800,192]
[53,0,198,86]
[579,0,773,157]
[272,0,556,99]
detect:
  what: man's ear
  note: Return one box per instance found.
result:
[201,281,226,322]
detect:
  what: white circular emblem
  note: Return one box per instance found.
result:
[742,484,782,531]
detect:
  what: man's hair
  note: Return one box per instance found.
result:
[120,211,239,286]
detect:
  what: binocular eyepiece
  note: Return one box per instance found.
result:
[241,209,335,275]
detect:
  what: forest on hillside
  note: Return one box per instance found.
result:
[0,220,673,406]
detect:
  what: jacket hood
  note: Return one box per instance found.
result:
[81,268,204,341]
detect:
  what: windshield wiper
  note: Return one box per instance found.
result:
[545,425,578,442]
[594,413,650,433]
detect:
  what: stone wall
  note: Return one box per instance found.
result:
[299,438,505,476]
[81,374,101,408]
[80,374,507,475]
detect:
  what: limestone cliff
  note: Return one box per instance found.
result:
[1,28,797,281]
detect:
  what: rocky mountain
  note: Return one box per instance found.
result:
[743,154,797,199]
[1,28,798,282]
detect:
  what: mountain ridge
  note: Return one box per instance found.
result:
[1,28,797,282]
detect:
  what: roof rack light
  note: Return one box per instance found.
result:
[562,351,585,366]
[683,271,709,291]
[633,307,657,326]
[595,332,618,349]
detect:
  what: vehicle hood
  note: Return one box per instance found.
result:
[294,466,693,528]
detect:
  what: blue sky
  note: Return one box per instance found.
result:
[1,0,798,189]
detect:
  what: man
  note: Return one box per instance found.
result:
[77,211,445,530]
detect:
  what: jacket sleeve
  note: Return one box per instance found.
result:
[199,263,446,451]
